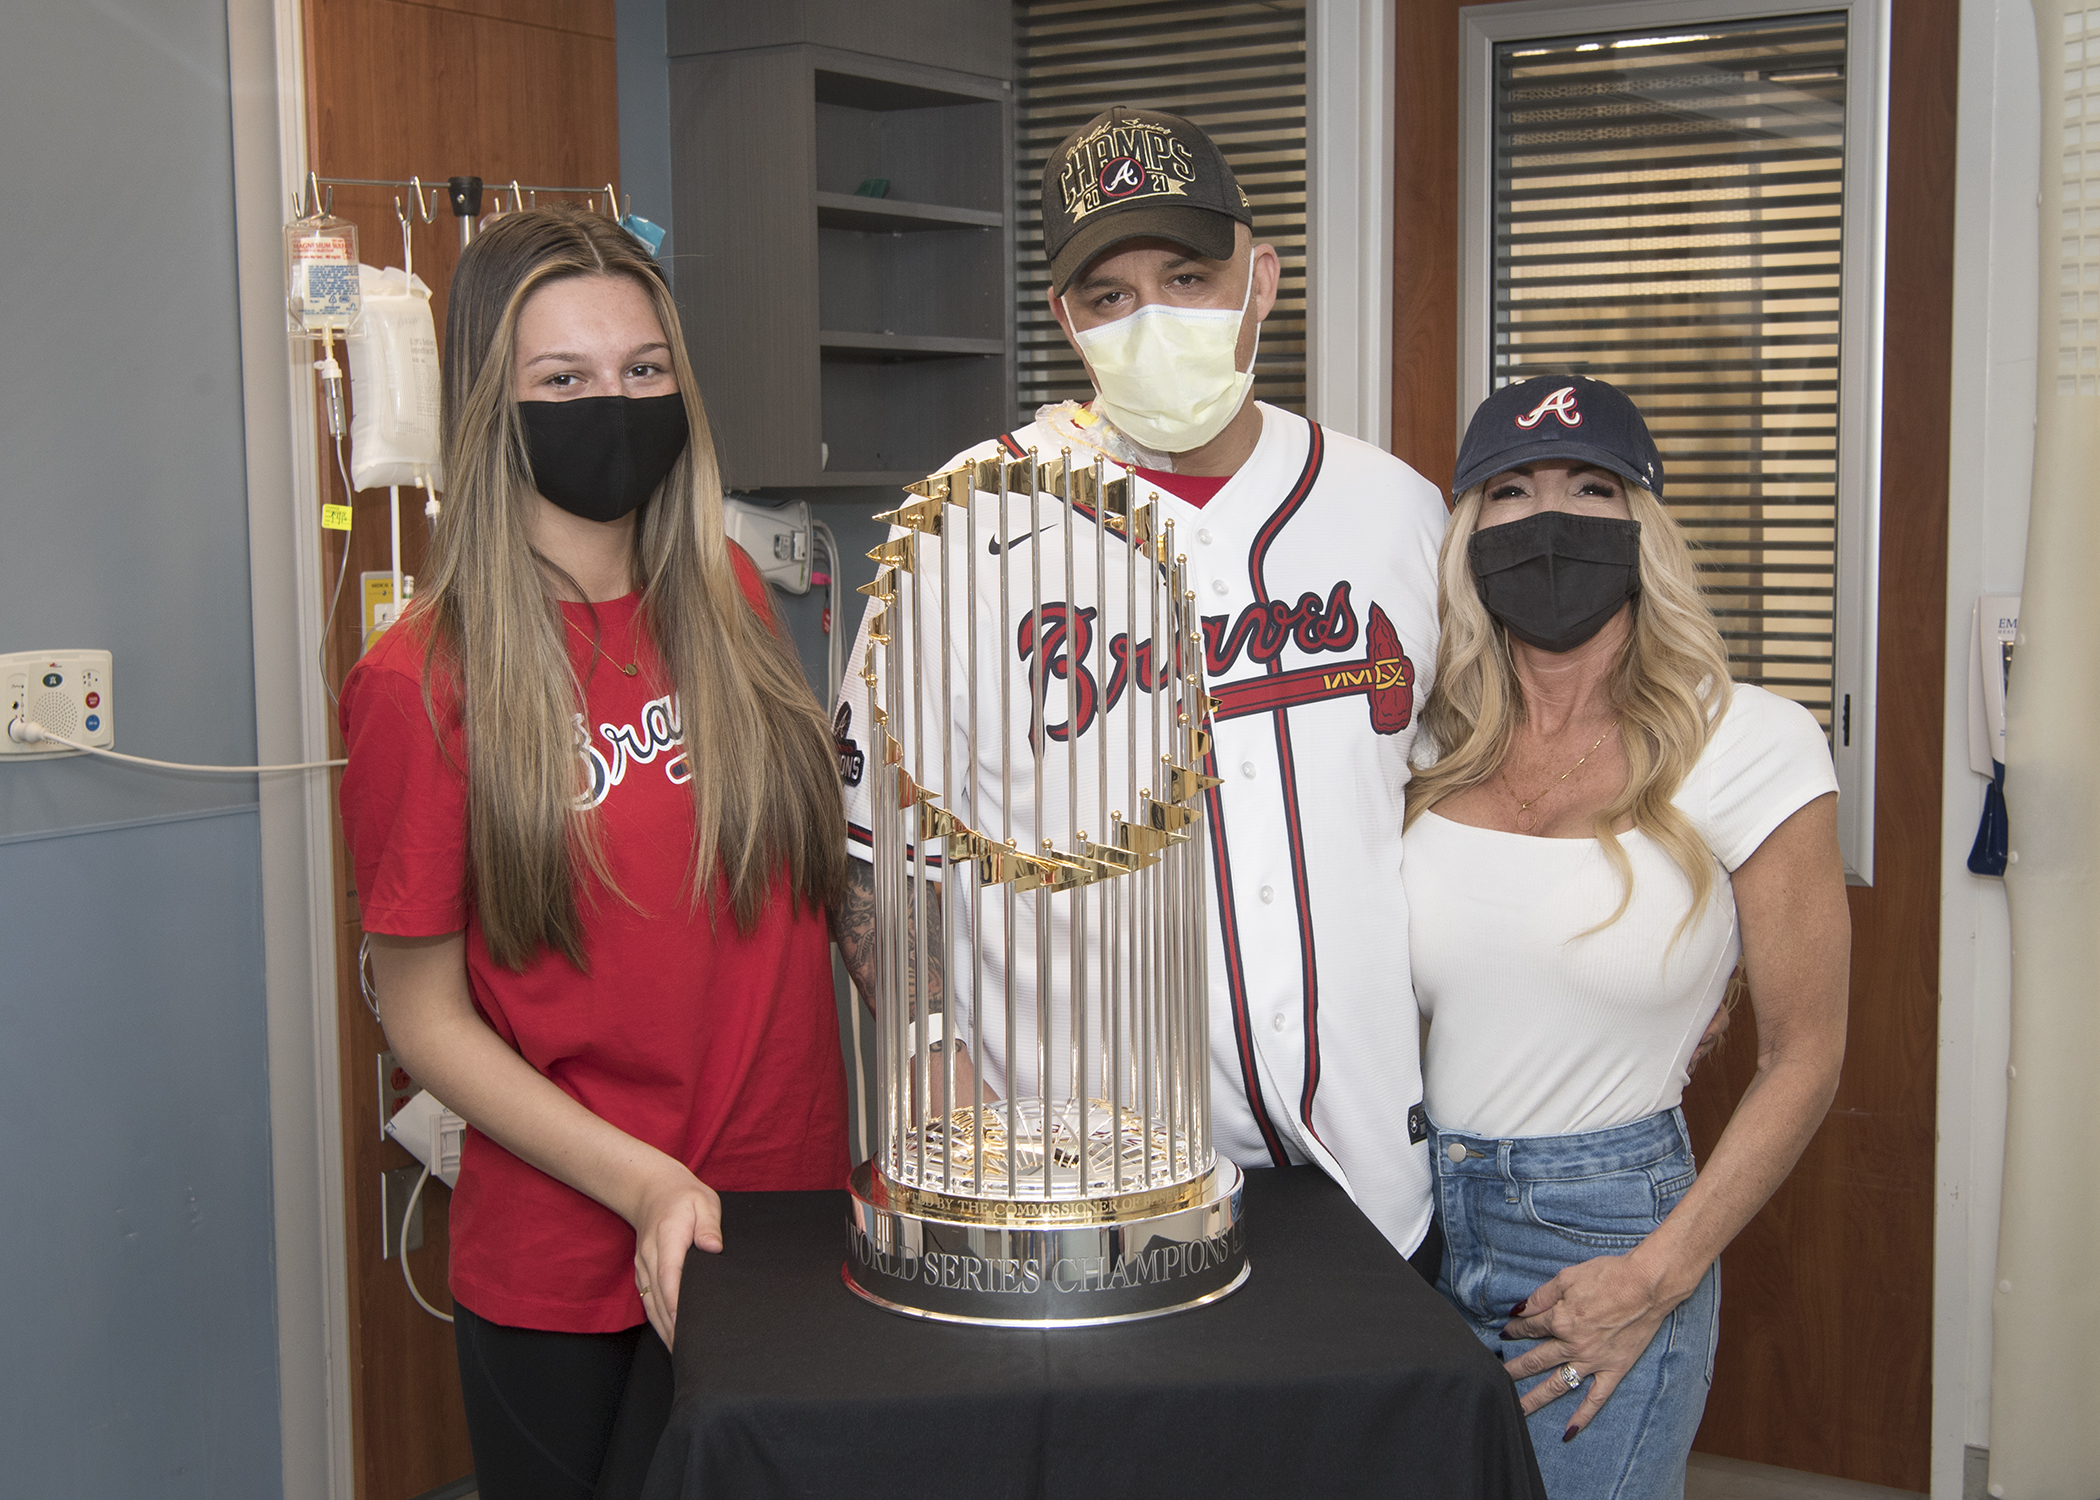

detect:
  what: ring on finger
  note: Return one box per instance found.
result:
[1558,1362,1582,1391]
[637,1282,652,1297]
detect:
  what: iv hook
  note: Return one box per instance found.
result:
[393,195,414,279]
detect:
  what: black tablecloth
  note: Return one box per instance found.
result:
[641,1166,1546,1500]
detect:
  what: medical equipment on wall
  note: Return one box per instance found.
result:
[1966,594,2020,876]
[346,262,443,640]
[4,643,340,770]
[723,496,813,593]
[348,266,442,491]
[285,202,362,438]
[385,1088,466,1323]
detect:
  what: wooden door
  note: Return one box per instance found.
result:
[1391,2,1954,1490]
[301,2,620,1495]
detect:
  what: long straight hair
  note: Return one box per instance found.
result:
[417,207,844,969]
[1404,481,1734,936]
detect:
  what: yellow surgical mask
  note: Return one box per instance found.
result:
[1068,267,1257,454]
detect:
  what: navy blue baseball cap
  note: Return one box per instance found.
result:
[1452,375,1665,500]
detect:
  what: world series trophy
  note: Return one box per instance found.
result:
[841,448,1250,1326]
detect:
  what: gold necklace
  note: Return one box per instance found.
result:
[1502,724,1613,832]
[563,612,641,677]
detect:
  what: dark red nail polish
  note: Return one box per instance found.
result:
[1562,1426,1578,1444]
[1510,1302,1527,1317]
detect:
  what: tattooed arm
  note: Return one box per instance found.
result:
[830,858,944,1017]
[831,859,986,1109]
[832,858,881,1005]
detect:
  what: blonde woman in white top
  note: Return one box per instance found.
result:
[1401,376,1848,1500]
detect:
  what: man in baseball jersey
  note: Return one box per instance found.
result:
[831,107,1447,1273]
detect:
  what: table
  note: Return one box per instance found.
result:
[641,1166,1547,1500]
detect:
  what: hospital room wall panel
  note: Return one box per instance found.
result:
[385,0,614,36]
[0,814,281,1498]
[302,1,621,1494]
[0,0,285,1492]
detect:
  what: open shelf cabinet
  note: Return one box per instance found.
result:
[671,43,1014,490]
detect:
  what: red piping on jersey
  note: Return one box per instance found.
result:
[1202,739,1290,1167]
[844,820,943,869]
[1243,422,1331,1151]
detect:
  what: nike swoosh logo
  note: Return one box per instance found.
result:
[988,529,1041,556]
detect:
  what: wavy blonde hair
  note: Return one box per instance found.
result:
[1404,481,1733,936]
[416,207,844,969]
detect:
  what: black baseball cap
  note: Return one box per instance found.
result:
[1041,107,1253,295]
[1452,375,1666,500]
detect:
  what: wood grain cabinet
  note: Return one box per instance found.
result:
[669,6,1014,490]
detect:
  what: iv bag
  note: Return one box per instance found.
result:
[347,265,444,491]
[285,213,361,338]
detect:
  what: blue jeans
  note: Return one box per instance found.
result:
[1429,1108,1719,1500]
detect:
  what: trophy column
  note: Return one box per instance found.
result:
[843,451,1248,1327]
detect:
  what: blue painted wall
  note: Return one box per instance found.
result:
[0,1,283,1493]
[0,813,279,1498]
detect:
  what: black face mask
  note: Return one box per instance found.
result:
[1468,509,1642,654]
[517,393,690,523]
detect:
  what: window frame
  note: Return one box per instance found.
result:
[1458,0,1891,884]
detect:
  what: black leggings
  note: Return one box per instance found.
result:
[453,1302,673,1500]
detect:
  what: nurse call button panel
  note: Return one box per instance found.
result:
[2,650,114,757]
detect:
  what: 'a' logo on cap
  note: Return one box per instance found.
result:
[1099,157,1146,198]
[1515,386,1582,430]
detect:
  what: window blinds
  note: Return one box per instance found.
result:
[1492,15,1849,729]
[1014,0,1308,424]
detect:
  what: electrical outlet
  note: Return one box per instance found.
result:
[2,649,114,757]
[377,1050,418,1141]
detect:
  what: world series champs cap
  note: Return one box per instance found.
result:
[1452,374,1666,500]
[1042,107,1253,295]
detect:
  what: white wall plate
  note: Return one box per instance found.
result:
[2,649,115,757]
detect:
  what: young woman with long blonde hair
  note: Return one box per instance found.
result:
[1403,376,1849,1500]
[339,208,846,1497]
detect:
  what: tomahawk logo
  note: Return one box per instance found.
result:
[1515,386,1582,430]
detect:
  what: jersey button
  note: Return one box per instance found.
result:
[1259,885,1275,903]
[1210,577,1229,596]
[1196,527,1214,545]
[1272,1013,1287,1033]
[1240,761,1256,779]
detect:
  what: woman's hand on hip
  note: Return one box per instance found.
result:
[629,1159,723,1350]
[1501,1252,1680,1439]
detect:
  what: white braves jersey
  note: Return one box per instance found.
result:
[836,404,1445,1255]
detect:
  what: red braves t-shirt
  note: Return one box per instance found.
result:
[338,553,847,1332]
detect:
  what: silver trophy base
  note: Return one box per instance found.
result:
[842,1157,1248,1327]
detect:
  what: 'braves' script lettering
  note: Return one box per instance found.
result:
[1201,581,1359,677]
[1017,582,1374,748]
[575,693,688,808]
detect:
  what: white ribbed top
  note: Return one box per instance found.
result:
[1403,684,1837,1139]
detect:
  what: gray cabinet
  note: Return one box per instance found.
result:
[670,19,1014,491]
